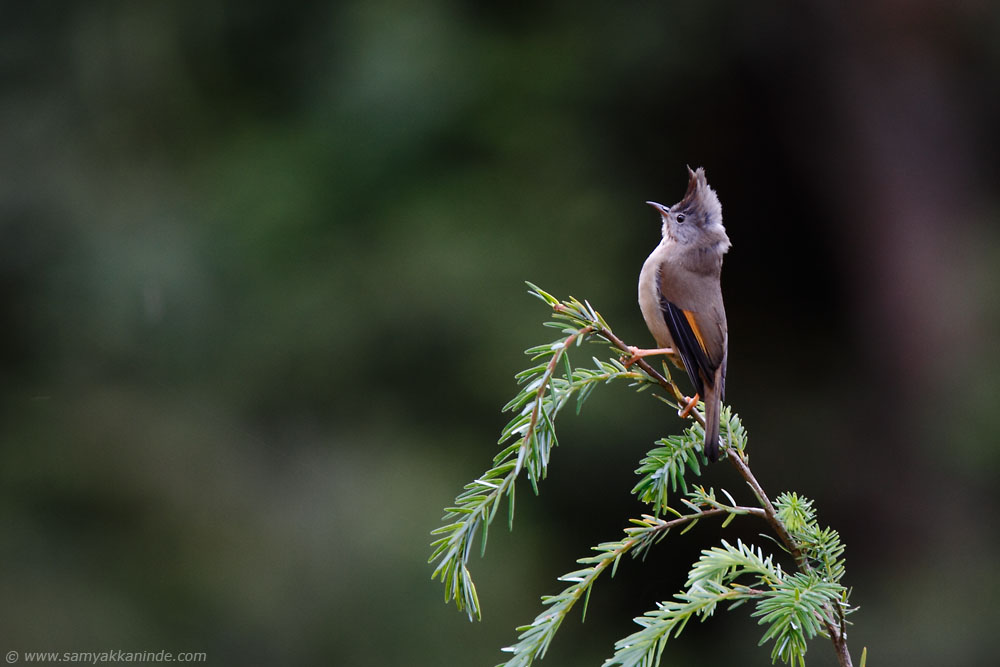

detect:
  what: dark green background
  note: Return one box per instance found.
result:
[2,2,999,665]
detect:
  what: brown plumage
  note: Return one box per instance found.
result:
[637,167,730,461]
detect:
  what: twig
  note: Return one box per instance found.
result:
[650,506,767,533]
[521,325,593,471]
[727,454,806,569]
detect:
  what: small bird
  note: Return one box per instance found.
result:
[634,167,731,461]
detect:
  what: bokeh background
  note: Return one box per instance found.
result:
[2,2,999,665]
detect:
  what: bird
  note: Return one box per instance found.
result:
[633,166,731,461]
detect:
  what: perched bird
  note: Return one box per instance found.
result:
[634,167,731,461]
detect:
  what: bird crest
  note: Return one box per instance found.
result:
[674,166,723,228]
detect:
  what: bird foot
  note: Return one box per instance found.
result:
[678,393,700,418]
[622,346,674,368]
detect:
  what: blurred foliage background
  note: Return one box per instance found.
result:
[2,2,999,665]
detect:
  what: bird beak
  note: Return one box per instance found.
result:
[645,201,669,216]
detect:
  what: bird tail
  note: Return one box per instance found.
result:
[703,386,721,462]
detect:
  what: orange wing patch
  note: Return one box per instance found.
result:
[682,310,708,354]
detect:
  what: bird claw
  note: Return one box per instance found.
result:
[621,346,674,369]
[622,346,643,368]
[678,394,700,418]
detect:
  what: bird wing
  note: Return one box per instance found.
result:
[658,295,716,397]
[656,267,727,398]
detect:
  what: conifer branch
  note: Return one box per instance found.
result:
[430,284,857,667]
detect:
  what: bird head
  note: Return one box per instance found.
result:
[646,167,730,251]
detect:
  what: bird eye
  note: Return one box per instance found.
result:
[675,214,686,223]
